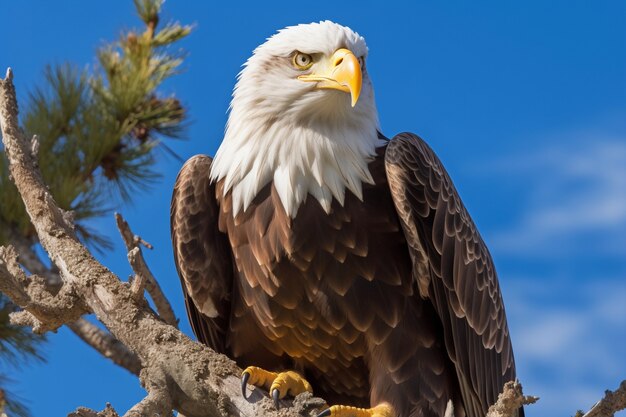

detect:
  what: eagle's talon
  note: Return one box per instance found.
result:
[316,409,331,417]
[316,403,395,417]
[240,366,312,404]
[271,388,280,409]
[241,371,250,398]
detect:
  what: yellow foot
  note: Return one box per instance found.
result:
[241,366,313,408]
[317,403,394,417]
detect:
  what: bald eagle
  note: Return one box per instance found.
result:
[171,21,521,417]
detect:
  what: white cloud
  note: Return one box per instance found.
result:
[514,312,581,359]
[467,129,626,414]
[505,276,626,415]
[485,136,626,257]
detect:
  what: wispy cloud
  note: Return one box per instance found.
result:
[484,136,626,257]
[473,130,626,415]
[505,276,626,415]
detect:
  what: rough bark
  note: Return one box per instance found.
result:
[0,245,89,334]
[68,404,120,417]
[115,213,178,328]
[7,223,141,375]
[485,381,538,417]
[1,68,325,417]
[7,228,61,288]
[580,380,626,417]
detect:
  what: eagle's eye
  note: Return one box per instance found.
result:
[293,52,313,70]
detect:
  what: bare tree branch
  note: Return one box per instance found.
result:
[5,227,142,376]
[0,245,89,334]
[7,228,61,288]
[485,381,538,417]
[127,248,148,303]
[1,67,323,417]
[123,388,172,417]
[68,318,142,376]
[0,246,31,307]
[5,224,139,376]
[115,213,178,327]
[124,367,173,417]
[68,404,120,417]
[580,380,626,417]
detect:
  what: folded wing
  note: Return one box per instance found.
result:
[170,155,234,353]
[385,133,520,417]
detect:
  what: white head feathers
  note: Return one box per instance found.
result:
[210,21,383,218]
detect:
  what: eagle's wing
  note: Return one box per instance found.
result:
[170,155,234,353]
[384,133,519,417]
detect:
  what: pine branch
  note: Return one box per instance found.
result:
[4,222,142,376]
[2,66,326,417]
[0,0,191,250]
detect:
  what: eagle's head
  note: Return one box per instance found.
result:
[211,21,383,217]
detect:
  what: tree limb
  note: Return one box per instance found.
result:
[580,380,626,417]
[7,228,61,288]
[0,245,89,334]
[4,227,142,376]
[485,381,538,417]
[68,404,120,417]
[1,68,323,417]
[123,388,172,417]
[127,248,148,303]
[124,367,173,417]
[115,213,178,327]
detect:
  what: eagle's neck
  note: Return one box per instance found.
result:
[210,103,383,218]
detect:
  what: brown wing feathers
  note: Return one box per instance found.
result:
[170,155,234,354]
[385,133,520,417]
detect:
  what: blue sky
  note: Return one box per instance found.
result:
[1,1,626,416]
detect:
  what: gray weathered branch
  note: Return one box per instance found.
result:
[68,404,119,417]
[485,381,538,417]
[581,380,626,417]
[1,68,323,417]
[124,367,173,417]
[0,245,89,334]
[7,228,61,288]
[115,213,178,327]
[6,225,141,374]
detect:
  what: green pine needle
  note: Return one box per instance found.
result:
[133,0,163,28]
[0,1,191,249]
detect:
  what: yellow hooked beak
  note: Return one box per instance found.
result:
[298,48,362,107]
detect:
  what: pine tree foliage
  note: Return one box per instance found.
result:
[0,1,191,415]
[0,0,190,250]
